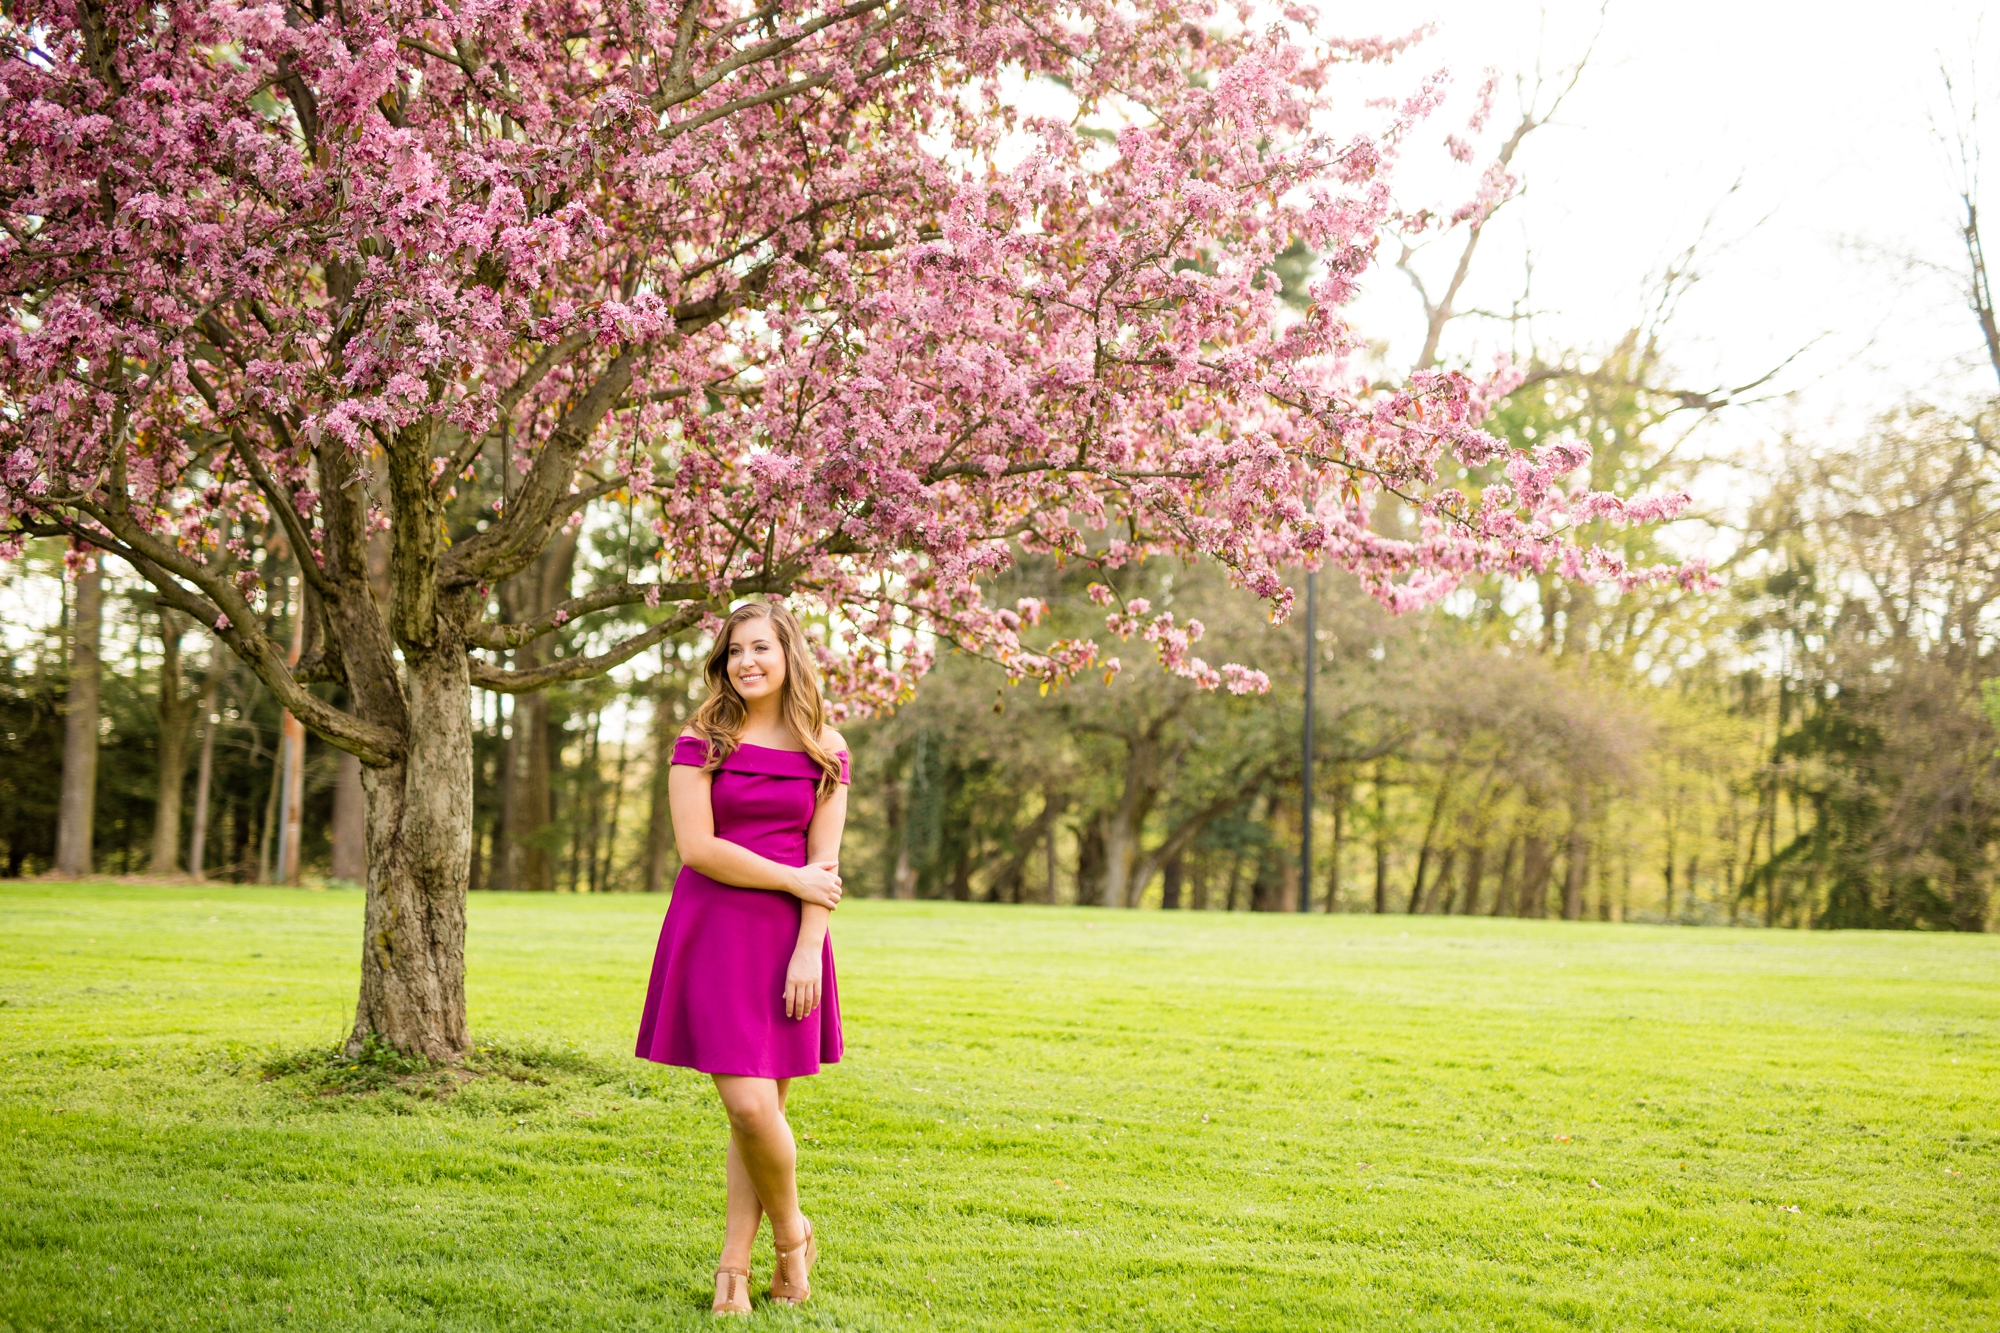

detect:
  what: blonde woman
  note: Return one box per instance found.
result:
[634,601,849,1315]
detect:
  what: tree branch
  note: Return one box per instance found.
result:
[470,601,710,693]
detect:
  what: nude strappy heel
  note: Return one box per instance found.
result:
[712,1266,752,1315]
[769,1216,816,1305]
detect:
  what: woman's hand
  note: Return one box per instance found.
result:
[788,860,843,910]
[784,945,823,1020]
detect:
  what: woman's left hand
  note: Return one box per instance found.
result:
[784,947,822,1020]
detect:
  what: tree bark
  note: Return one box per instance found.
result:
[1372,767,1391,913]
[1100,735,1157,907]
[331,750,366,882]
[188,668,219,880]
[55,561,103,877]
[349,648,472,1060]
[644,689,677,893]
[1517,835,1554,918]
[497,534,577,894]
[1458,840,1486,915]
[1561,790,1590,921]
[277,597,307,884]
[148,609,202,874]
[1326,780,1347,911]
[1161,851,1183,909]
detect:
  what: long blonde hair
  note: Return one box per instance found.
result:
[690,600,843,799]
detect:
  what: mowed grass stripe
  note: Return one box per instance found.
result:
[0,882,1993,1331]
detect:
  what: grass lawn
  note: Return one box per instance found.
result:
[0,882,1994,1332]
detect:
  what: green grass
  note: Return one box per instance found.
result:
[1,883,1995,1332]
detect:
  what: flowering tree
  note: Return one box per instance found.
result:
[0,1,1698,1058]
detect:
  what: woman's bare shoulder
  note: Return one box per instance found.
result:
[819,726,848,751]
[679,726,703,740]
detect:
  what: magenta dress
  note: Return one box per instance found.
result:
[634,737,847,1078]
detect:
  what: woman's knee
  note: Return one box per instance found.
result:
[715,1078,782,1134]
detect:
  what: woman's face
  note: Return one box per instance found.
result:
[726,616,787,704]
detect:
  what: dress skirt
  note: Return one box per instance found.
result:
[634,866,843,1079]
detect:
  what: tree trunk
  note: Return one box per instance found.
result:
[1459,840,1486,915]
[496,535,576,894]
[1161,851,1183,909]
[1561,790,1590,921]
[1101,768,1145,907]
[491,695,518,890]
[514,687,557,891]
[331,750,366,882]
[1326,780,1347,911]
[1372,768,1390,914]
[1518,835,1554,918]
[188,669,220,880]
[644,693,676,893]
[349,649,472,1061]
[148,610,202,874]
[1427,849,1459,914]
[601,722,630,891]
[55,561,102,877]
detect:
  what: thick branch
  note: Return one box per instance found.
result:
[470,602,710,693]
[466,575,781,649]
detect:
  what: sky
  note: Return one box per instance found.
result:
[1331,0,2000,464]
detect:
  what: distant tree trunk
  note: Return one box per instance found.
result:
[188,667,220,880]
[601,722,630,892]
[1075,818,1106,906]
[1161,851,1183,909]
[491,695,518,890]
[1225,844,1248,911]
[1427,848,1459,914]
[1275,797,1299,911]
[1372,767,1391,913]
[573,708,601,893]
[277,588,308,884]
[1044,817,1059,904]
[1407,762,1457,913]
[1326,779,1348,911]
[498,533,577,894]
[643,693,677,893]
[1488,836,1519,916]
[1100,744,1154,907]
[1190,857,1210,910]
[331,750,367,882]
[1518,835,1554,918]
[1561,790,1590,921]
[257,731,283,884]
[1459,840,1486,915]
[148,610,203,874]
[55,560,102,877]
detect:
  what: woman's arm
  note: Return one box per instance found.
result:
[785,736,851,1019]
[668,763,843,908]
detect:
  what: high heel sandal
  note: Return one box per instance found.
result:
[769,1216,817,1306]
[712,1266,752,1316]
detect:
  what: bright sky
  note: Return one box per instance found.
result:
[1339,0,2000,458]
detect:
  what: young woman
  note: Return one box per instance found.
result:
[633,601,849,1315]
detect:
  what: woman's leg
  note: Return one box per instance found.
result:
[718,1134,763,1272]
[712,1074,808,1249]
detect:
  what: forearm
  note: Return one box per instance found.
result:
[794,903,830,955]
[682,835,801,894]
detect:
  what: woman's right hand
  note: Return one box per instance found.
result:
[789,860,843,909]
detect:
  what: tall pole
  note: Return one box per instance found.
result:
[1299,569,1316,914]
